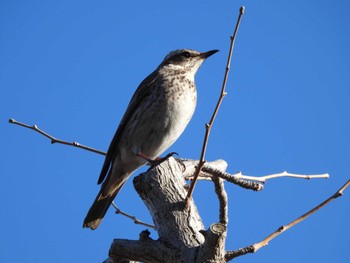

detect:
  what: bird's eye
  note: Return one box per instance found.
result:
[181,51,191,58]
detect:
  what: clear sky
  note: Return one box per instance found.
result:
[1,0,349,262]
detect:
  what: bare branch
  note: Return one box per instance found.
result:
[9,118,106,156]
[186,6,245,203]
[252,179,350,251]
[225,179,350,261]
[180,158,264,191]
[235,171,329,183]
[213,177,228,225]
[10,118,159,229]
[181,159,328,190]
[111,202,156,230]
[108,237,179,263]
[9,118,159,230]
[225,246,255,261]
[202,164,264,191]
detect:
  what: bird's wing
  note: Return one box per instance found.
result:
[97,69,160,184]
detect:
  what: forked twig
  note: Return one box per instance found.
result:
[111,202,156,230]
[186,6,245,202]
[225,179,350,261]
[9,118,106,156]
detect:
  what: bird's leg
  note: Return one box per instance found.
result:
[136,152,154,165]
[137,152,178,169]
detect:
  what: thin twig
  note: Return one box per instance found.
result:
[9,118,106,156]
[235,171,329,183]
[111,202,156,230]
[186,6,245,203]
[252,179,350,251]
[225,179,350,261]
[181,159,328,191]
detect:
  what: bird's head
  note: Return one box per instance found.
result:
[160,49,219,78]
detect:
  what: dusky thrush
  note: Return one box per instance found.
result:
[83,49,218,229]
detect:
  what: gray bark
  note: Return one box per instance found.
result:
[107,157,228,263]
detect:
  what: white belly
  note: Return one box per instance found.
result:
[119,77,197,164]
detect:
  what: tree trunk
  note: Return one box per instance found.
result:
[107,157,228,263]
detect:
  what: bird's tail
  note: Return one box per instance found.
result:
[83,183,124,230]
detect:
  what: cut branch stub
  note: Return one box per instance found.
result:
[197,223,227,263]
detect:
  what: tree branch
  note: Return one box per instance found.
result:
[111,202,156,230]
[186,6,245,202]
[9,118,160,229]
[180,159,328,191]
[202,164,263,191]
[180,159,263,191]
[225,179,350,261]
[235,171,329,183]
[108,235,179,263]
[213,177,228,225]
[210,161,229,226]
[10,118,330,226]
[9,118,106,155]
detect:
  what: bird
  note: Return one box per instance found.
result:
[83,48,219,230]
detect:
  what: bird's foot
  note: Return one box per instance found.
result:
[137,152,178,169]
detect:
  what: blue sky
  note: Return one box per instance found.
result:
[1,0,349,262]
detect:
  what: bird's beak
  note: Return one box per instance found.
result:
[200,49,219,59]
